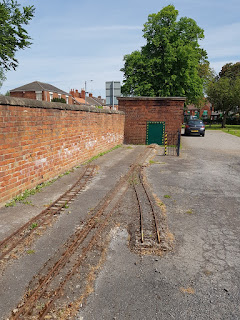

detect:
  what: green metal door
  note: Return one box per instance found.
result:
[146,121,165,145]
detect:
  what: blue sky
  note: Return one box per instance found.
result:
[1,0,239,97]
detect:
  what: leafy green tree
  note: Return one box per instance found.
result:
[219,62,240,79]
[0,67,6,88]
[51,97,66,104]
[207,71,240,127]
[0,0,35,72]
[121,5,208,104]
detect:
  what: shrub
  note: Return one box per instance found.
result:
[52,97,66,103]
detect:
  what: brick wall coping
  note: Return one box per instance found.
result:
[0,95,124,115]
[117,96,186,101]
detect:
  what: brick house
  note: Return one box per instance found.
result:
[70,89,106,107]
[10,81,73,104]
[186,100,213,119]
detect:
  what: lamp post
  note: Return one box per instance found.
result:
[85,80,93,105]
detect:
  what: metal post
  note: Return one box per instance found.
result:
[177,130,181,156]
[164,133,167,156]
[112,81,114,110]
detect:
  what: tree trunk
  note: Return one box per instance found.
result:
[222,112,228,128]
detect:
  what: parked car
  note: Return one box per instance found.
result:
[184,120,205,136]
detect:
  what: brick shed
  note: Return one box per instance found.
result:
[118,97,185,145]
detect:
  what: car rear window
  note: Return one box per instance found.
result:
[188,120,204,125]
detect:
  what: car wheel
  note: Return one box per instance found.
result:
[201,133,205,137]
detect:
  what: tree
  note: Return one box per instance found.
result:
[219,62,240,79]
[206,64,240,127]
[0,0,35,72]
[0,67,6,88]
[121,5,208,104]
[51,97,66,104]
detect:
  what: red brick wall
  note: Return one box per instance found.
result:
[0,96,124,206]
[118,97,185,144]
[199,102,212,118]
[10,91,36,100]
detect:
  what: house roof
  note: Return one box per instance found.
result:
[10,81,71,96]
[86,96,106,106]
[187,104,198,111]
[73,97,88,105]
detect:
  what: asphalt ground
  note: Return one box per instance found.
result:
[78,131,240,320]
[0,131,239,319]
[0,145,150,319]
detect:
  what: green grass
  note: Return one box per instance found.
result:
[29,223,38,230]
[26,250,35,254]
[83,145,122,164]
[5,178,58,207]
[149,160,158,164]
[205,125,240,137]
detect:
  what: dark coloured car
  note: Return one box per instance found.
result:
[184,120,205,136]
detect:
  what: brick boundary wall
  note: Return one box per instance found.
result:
[118,97,185,144]
[0,96,125,206]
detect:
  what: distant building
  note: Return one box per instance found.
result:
[69,89,86,105]
[186,100,213,119]
[70,89,106,107]
[10,81,73,104]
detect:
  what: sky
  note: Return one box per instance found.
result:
[1,0,240,98]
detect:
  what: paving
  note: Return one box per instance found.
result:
[0,131,240,319]
[0,145,149,319]
[77,131,240,320]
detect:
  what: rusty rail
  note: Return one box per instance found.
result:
[132,168,161,244]
[11,147,154,319]
[0,165,96,261]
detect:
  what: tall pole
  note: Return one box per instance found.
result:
[112,81,114,110]
[85,80,93,105]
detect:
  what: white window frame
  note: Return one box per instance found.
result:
[35,91,42,101]
[49,92,53,101]
[66,95,69,104]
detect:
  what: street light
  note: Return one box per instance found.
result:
[85,80,93,105]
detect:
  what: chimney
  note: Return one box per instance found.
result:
[89,93,93,98]
[80,89,85,100]
[98,96,101,99]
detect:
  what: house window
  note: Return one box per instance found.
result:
[36,91,42,101]
[58,94,61,99]
[66,96,69,104]
[49,92,53,101]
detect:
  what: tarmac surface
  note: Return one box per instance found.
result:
[0,131,240,319]
[78,131,240,320]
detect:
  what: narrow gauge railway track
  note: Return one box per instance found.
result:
[10,147,154,320]
[0,165,97,262]
[132,168,161,245]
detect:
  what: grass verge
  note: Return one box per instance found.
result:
[83,145,122,164]
[205,125,240,137]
